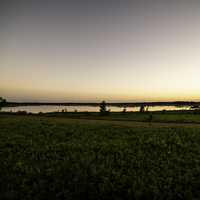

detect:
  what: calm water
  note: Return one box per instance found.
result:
[1,105,191,114]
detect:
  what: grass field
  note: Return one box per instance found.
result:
[1,113,200,199]
[43,110,200,124]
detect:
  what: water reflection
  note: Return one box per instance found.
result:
[1,105,191,114]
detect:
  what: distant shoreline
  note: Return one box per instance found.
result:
[3,101,200,107]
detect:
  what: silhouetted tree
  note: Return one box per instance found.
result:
[140,104,145,113]
[100,101,107,113]
[122,107,127,113]
[0,97,6,107]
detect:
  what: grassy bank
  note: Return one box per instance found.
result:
[2,110,200,124]
[43,110,200,124]
[0,114,200,199]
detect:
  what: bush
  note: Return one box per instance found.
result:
[0,97,7,107]
[99,101,110,115]
[122,107,127,113]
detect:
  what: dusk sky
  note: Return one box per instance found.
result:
[1,0,200,102]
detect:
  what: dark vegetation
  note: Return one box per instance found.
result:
[2,109,200,124]
[100,101,107,113]
[1,99,200,199]
[99,101,110,115]
[0,97,7,107]
[1,113,200,199]
[139,104,145,113]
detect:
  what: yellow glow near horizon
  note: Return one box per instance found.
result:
[1,84,200,102]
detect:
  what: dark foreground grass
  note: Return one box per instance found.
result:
[0,115,200,200]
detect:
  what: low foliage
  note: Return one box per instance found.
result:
[0,115,200,199]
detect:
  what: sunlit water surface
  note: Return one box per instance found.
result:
[1,105,191,114]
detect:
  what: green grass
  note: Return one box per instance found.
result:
[0,114,200,199]
[45,110,200,124]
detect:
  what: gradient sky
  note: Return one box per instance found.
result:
[1,0,200,102]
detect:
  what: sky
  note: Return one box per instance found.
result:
[1,0,200,102]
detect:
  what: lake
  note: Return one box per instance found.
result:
[0,105,191,113]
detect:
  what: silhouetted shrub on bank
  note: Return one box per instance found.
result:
[99,101,110,116]
[0,97,7,107]
[122,107,127,113]
[99,101,107,113]
[140,105,145,113]
[16,111,28,115]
